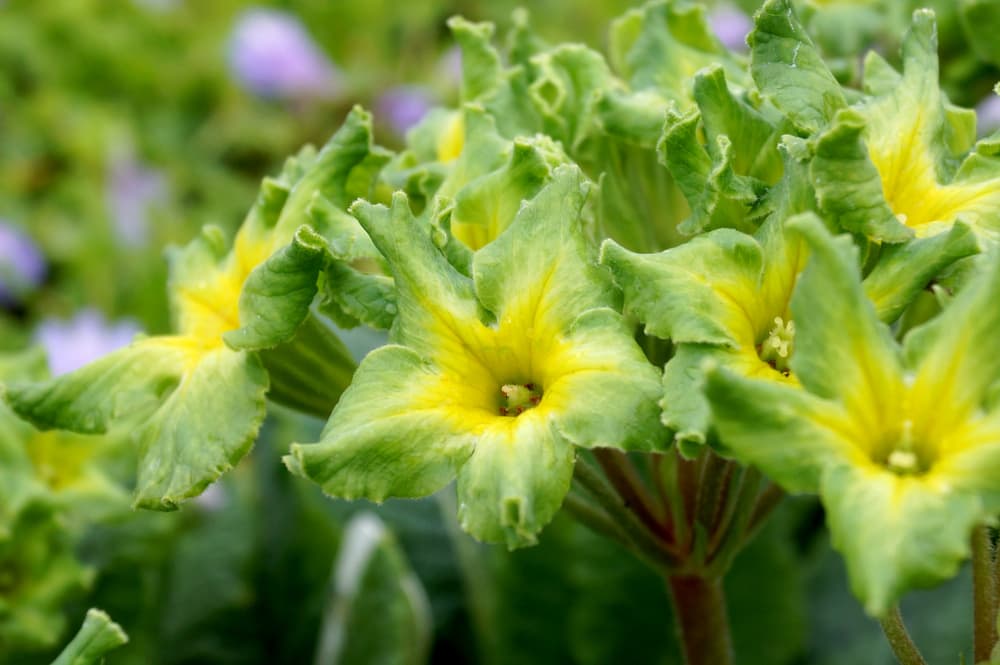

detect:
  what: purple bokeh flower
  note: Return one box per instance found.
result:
[376,86,434,136]
[976,94,1000,137]
[106,150,167,248]
[710,4,752,52]
[437,46,463,86]
[228,8,342,100]
[0,222,46,306]
[35,309,141,377]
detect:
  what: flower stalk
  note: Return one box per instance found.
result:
[878,607,927,665]
[667,575,733,665]
[973,525,997,662]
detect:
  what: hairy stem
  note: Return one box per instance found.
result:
[562,492,631,551]
[593,448,666,535]
[572,458,676,568]
[973,525,997,662]
[742,482,785,546]
[878,607,927,665]
[667,575,733,665]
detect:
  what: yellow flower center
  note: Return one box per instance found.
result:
[436,113,465,163]
[170,228,275,362]
[758,316,796,375]
[866,111,1000,237]
[499,382,543,416]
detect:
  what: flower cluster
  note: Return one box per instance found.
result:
[6,2,1000,648]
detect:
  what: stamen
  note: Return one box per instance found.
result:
[499,382,543,416]
[887,450,919,473]
[758,316,796,374]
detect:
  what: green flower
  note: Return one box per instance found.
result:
[286,167,666,547]
[704,214,1000,615]
[3,109,382,509]
[601,150,977,452]
[752,0,1000,243]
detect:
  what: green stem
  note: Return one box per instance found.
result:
[562,493,634,552]
[572,458,676,568]
[741,482,785,546]
[675,450,703,552]
[260,314,357,418]
[973,525,997,662]
[695,452,731,533]
[666,575,733,665]
[878,606,927,665]
[593,448,666,535]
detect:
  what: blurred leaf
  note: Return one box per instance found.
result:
[314,512,431,665]
[50,608,127,665]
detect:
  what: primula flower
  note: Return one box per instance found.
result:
[752,1,1000,243]
[1,350,126,525]
[286,167,666,547]
[602,149,976,451]
[5,110,379,509]
[228,8,342,100]
[704,214,1000,615]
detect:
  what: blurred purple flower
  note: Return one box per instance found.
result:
[35,309,141,377]
[228,8,342,100]
[107,151,167,248]
[976,94,1000,137]
[710,4,752,52]
[0,222,46,306]
[376,86,434,136]
[437,46,463,85]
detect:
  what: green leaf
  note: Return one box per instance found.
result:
[313,513,431,665]
[749,0,846,133]
[50,609,128,665]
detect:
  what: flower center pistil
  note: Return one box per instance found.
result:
[880,420,930,476]
[499,382,542,416]
[759,317,796,375]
